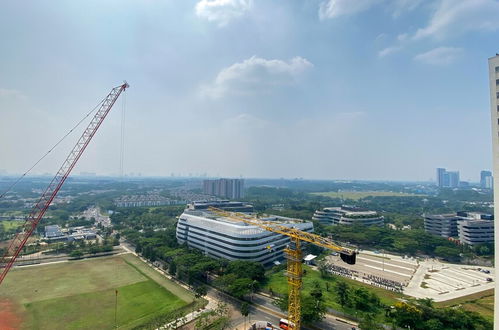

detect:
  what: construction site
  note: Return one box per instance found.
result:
[1,3,498,329]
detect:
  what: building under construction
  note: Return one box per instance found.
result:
[176,201,313,266]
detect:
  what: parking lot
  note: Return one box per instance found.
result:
[325,250,495,302]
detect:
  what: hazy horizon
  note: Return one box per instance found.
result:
[2,1,498,182]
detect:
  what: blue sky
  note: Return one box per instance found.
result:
[1,0,498,181]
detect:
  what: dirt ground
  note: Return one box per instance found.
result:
[0,298,23,330]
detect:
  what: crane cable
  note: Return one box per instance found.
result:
[119,88,126,180]
[115,88,127,328]
[0,96,108,200]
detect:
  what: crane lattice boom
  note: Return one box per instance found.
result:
[0,82,128,285]
[208,207,356,330]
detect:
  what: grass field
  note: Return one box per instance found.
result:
[1,220,21,231]
[311,191,423,200]
[436,289,494,322]
[0,254,197,329]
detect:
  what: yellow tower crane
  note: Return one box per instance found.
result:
[208,207,357,330]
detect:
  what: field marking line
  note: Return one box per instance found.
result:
[357,256,415,272]
[362,264,411,277]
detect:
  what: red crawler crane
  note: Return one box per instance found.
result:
[0,82,129,285]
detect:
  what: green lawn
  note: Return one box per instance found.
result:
[23,280,188,330]
[1,220,21,231]
[1,254,197,329]
[311,191,423,200]
[436,289,494,322]
[264,265,405,311]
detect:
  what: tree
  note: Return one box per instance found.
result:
[358,313,384,330]
[228,278,252,299]
[334,281,350,307]
[301,294,326,324]
[168,261,177,276]
[434,246,461,261]
[69,250,83,259]
[390,302,423,329]
[226,260,265,283]
[350,288,381,314]
[318,261,330,279]
[240,302,250,329]
[310,281,323,300]
[195,285,208,298]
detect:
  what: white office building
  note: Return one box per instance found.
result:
[176,202,313,266]
[458,218,494,245]
[487,54,499,327]
[423,214,461,238]
[313,205,384,226]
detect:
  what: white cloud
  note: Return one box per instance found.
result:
[195,0,252,26]
[414,0,499,40]
[413,47,463,65]
[319,0,382,19]
[378,46,402,58]
[397,33,409,41]
[391,0,424,18]
[202,56,313,98]
[318,0,422,20]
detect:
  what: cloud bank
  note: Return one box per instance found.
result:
[414,47,463,65]
[195,0,252,26]
[203,56,313,98]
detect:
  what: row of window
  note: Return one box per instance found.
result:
[185,238,285,262]
[178,218,279,241]
[177,227,290,253]
[177,221,284,244]
[178,217,313,241]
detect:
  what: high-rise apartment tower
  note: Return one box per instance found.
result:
[487,54,499,328]
[203,178,244,199]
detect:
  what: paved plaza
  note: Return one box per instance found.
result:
[325,250,494,302]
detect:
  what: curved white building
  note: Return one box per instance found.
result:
[176,203,313,266]
[313,205,384,226]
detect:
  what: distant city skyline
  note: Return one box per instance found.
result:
[0,166,495,183]
[1,1,498,181]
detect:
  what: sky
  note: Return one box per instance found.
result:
[1,0,499,182]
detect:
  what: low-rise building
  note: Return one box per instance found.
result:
[114,194,184,208]
[176,202,313,266]
[423,214,462,238]
[457,212,494,245]
[44,225,66,241]
[189,200,254,212]
[313,205,384,226]
[424,211,494,244]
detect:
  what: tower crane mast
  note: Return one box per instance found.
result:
[208,207,356,330]
[0,82,129,285]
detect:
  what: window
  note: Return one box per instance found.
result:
[496,92,499,99]
[496,66,499,73]
[496,79,499,85]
